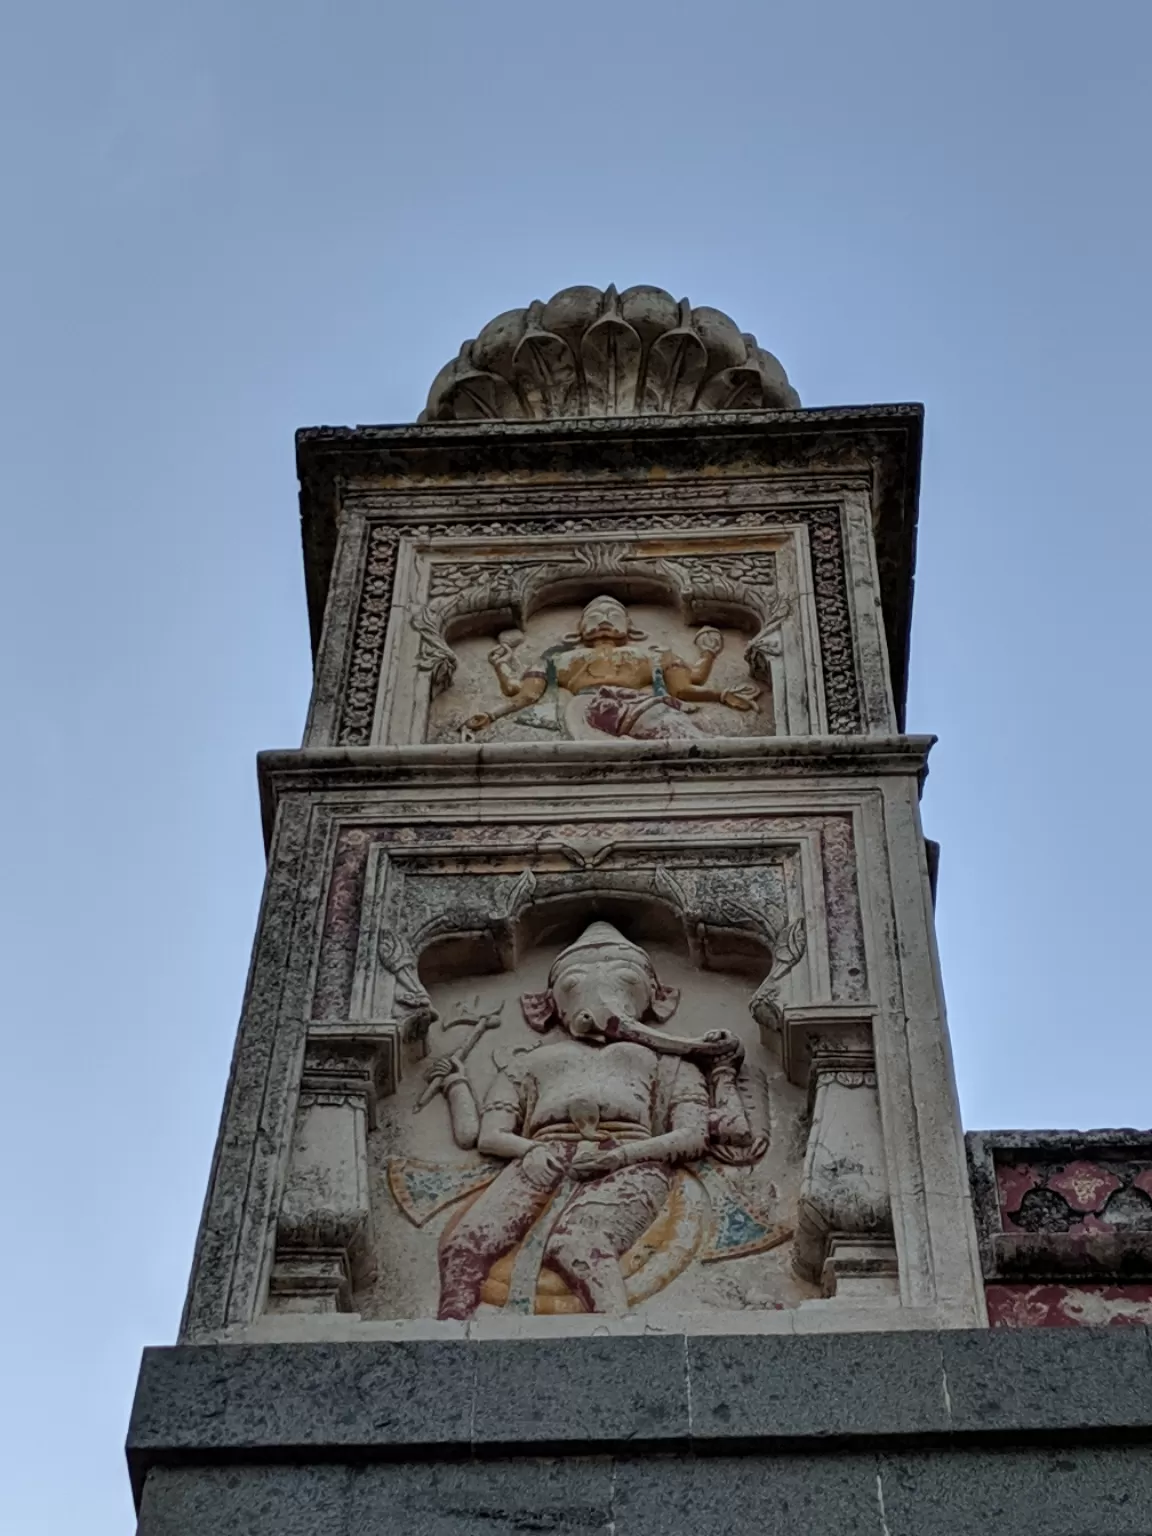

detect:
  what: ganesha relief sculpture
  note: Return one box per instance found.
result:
[386,923,791,1320]
[465,594,760,743]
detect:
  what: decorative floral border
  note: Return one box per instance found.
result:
[337,506,858,744]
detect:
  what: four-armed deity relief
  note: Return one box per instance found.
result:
[384,923,800,1320]
[459,595,762,744]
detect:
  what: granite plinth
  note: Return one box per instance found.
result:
[130,1328,1152,1533]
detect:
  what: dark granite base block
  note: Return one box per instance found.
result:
[130,1329,1152,1535]
[136,1448,1152,1536]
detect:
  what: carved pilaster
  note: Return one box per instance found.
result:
[790,1014,895,1296]
[269,1024,399,1314]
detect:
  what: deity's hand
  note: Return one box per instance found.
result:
[695,626,724,656]
[520,1143,568,1189]
[703,1029,745,1065]
[465,712,493,732]
[720,684,759,712]
[487,643,513,666]
[426,1055,467,1092]
[570,1145,628,1180]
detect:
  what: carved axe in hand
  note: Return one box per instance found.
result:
[414,1003,504,1110]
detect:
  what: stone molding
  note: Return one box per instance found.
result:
[257,733,936,846]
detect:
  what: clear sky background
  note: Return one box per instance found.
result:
[1,2,1149,1530]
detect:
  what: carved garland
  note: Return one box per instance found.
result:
[338,508,859,744]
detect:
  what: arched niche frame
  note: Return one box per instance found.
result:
[350,850,813,1079]
[382,532,810,744]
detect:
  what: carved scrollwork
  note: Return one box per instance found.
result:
[571,541,634,577]
[744,591,792,681]
[500,868,538,920]
[651,868,807,1022]
[410,605,460,693]
[378,927,436,1032]
[421,285,800,423]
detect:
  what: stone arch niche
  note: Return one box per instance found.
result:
[360,889,818,1324]
[375,529,818,746]
[271,814,893,1327]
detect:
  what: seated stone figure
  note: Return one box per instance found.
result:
[465,593,758,742]
[433,922,748,1318]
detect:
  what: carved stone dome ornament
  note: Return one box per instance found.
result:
[420,284,801,422]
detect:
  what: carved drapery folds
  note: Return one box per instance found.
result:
[421,285,800,423]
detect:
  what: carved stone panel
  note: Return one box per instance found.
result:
[328,489,892,747]
[274,811,895,1327]
[372,529,817,747]
[373,931,813,1322]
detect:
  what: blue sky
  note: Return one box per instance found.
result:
[1,2,1149,1530]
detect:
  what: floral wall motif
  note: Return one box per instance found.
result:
[968,1133,1152,1328]
[986,1283,1152,1328]
[997,1158,1152,1236]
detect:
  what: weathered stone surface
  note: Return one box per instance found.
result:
[130,1329,1152,1477]
[131,1331,1152,1530]
[472,1335,690,1447]
[609,1452,879,1536]
[968,1129,1152,1325]
[419,285,800,424]
[940,1324,1152,1431]
[685,1330,949,1441]
[878,1447,1152,1536]
[347,1458,618,1536]
[136,1466,353,1536]
[135,1447,1152,1536]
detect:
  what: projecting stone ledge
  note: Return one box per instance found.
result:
[129,1328,1152,1534]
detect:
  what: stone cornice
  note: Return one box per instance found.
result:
[256,732,935,849]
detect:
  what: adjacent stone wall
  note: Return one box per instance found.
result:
[968,1130,1152,1327]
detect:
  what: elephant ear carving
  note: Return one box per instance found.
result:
[646,982,681,1023]
[521,989,558,1033]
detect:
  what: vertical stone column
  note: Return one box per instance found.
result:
[788,1010,897,1300]
[269,1023,399,1314]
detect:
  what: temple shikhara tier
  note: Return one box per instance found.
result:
[127,286,1152,1535]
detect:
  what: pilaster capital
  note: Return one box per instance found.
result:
[781,1004,876,1089]
[301,1022,401,1126]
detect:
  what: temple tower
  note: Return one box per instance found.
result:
[132,288,1151,1533]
